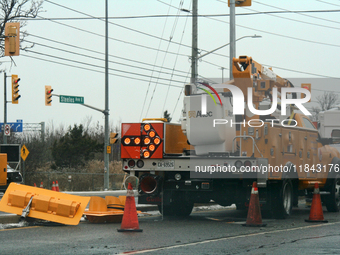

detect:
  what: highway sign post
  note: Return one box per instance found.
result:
[21,144,29,184]
[4,124,10,136]
[59,95,84,104]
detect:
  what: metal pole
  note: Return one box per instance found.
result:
[40,122,45,142]
[104,0,110,190]
[190,0,198,84]
[221,67,224,83]
[22,160,25,184]
[3,72,7,144]
[229,0,236,80]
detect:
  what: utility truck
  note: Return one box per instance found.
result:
[121,56,340,218]
[318,106,340,154]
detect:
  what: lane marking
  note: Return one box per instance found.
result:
[119,221,340,254]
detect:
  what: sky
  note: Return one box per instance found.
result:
[2,0,340,133]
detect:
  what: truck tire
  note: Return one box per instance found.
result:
[158,201,194,217]
[270,179,293,219]
[324,174,340,212]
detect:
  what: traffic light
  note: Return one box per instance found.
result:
[11,74,20,104]
[228,0,252,7]
[110,132,119,144]
[4,22,20,56]
[301,83,311,103]
[45,85,53,106]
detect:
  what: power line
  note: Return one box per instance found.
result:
[162,2,192,115]
[39,1,242,60]
[243,7,340,31]
[25,39,190,80]
[34,15,192,58]
[27,33,190,75]
[261,64,340,79]
[25,49,187,85]
[210,1,340,48]
[44,0,193,51]
[145,0,185,118]
[26,2,340,95]
[37,1,340,55]
[316,0,340,7]
[253,0,340,25]
[21,53,183,89]
[140,0,178,120]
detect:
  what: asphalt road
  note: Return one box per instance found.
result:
[1,203,340,255]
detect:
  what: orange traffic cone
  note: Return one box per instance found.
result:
[55,181,60,192]
[243,182,266,227]
[51,181,56,191]
[117,183,142,232]
[40,182,43,188]
[305,183,328,223]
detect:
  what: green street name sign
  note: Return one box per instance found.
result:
[59,95,84,104]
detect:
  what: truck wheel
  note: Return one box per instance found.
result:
[324,174,340,212]
[270,179,293,219]
[158,201,194,217]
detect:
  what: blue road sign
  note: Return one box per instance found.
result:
[0,120,23,132]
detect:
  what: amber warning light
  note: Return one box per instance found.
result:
[121,123,163,159]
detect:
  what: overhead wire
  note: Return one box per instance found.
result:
[209,1,340,48]
[20,53,183,88]
[24,39,189,80]
[24,0,340,111]
[27,33,189,75]
[33,1,340,57]
[44,0,193,50]
[161,0,191,116]
[242,7,340,31]
[145,0,184,118]
[43,0,236,59]
[315,0,340,7]
[25,49,186,85]
[253,0,340,25]
[139,0,175,120]
[34,15,193,58]
[25,36,219,99]
[157,0,340,79]
[146,1,183,116]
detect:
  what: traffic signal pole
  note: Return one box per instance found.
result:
[104,0,110,190]
[3,72,7,144]
[229,0,236,80]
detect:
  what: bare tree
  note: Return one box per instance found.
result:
[316,91,339,111]
[311,92,340,121]
[0,0,44,57]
